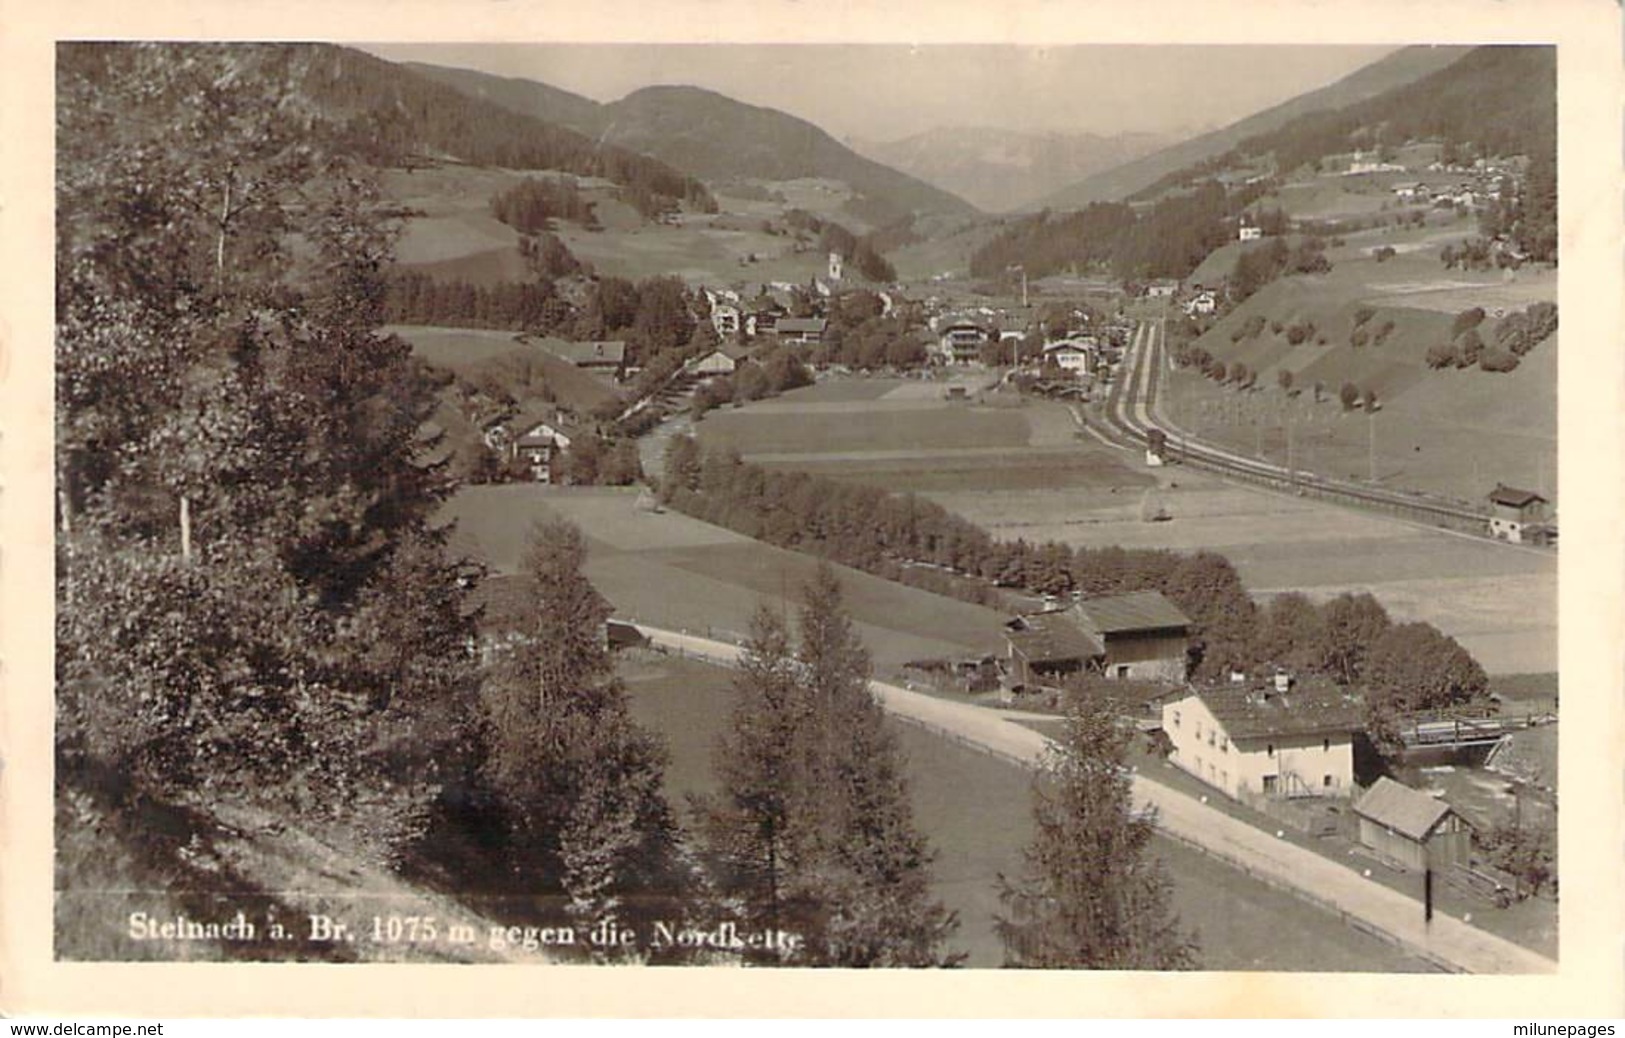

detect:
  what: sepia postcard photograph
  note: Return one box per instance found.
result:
[3,0,1622,1020]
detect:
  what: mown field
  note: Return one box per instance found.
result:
[686,379,1555,675]
[390,324,623,414]
[936,475,1556,676]
[620,652,1433,971]
[441,485,1011,673]
[695,406,1034,457]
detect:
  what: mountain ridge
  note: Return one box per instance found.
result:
[1034,45,1473,210]
[402,61,981,224]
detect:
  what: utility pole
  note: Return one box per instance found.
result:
[1368,411,1376,483]
[1287,419,1295,489]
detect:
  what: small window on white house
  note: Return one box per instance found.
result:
[1267,743,1275,757]
[1323,774,1334,787]
[1323,737,1331,753]
[1220,738,1228,753]
[1173,711,1181,728]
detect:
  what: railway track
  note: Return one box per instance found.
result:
[1101,319,1518,537]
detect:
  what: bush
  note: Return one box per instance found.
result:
[1524,301,1558,344]
[1454,328,1484,368]
[1350,328,1370,348]
[1285,323,1310,346]
[1270,321,1284,335]
[1373,246,1397,262]
[1230,314,1267,343]
[1451,307,1486,337]
[1352,306,1376,327]
[1339,382,1359,410]
[1373,319,1396,345]
[1425,342,1457,369]
[1478,348,1520,373]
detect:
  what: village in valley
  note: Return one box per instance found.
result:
[55,41,1559,973]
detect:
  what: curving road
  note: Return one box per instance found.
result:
[638,623,1556,975]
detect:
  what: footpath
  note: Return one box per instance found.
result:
[638,625,1557,975]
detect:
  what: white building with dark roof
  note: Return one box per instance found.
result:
[1161,675,1365,801]
[1487,484,1550,544]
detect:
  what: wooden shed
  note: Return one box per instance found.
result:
[1353,777,1472,871]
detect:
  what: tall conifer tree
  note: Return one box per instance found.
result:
[997,684,1197,969]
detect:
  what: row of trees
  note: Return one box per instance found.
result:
[1426,302,1557,373]
[660,438,1487,721]
[662,439,1254,680]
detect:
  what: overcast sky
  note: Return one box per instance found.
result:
[361,44,1399,144]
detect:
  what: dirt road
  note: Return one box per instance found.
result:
[639,625,1556,975]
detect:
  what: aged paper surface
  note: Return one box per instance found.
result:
[3,0,1621,1018]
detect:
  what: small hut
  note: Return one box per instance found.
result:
[1353,777,1472,871]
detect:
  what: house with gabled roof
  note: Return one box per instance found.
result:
[1353,777,1472,871]
[1161,675,1365,801]
[687,344,750,377]
[1069,590,1192,682]
[1487,484,1550,544]
[776,317,827,346]
[1003,612,1104,688]
[1042,338,1095,376]
[933,315,992,365]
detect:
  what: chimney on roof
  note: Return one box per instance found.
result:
[1274,671,1292,694]
[1229,669,1247,684]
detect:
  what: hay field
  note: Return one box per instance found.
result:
[933,474,1556,675]
[441,486,1011,673]
[1363,268,1557,313]
[696,406,1033,456]
[764,448,1155,494]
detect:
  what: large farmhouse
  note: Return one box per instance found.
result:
[1070,591,1191,682]
[1160,676,1364,802]
[1003,590,1191,687]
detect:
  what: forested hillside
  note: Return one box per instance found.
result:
[406,62,979,223]
[973,46,1556,281]
[65,42,716,216]
[970,180,1267,282]
[1036,45,1470,209]
[1217,46,1554,180]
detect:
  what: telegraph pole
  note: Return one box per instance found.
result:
[1368,411,1376,483]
